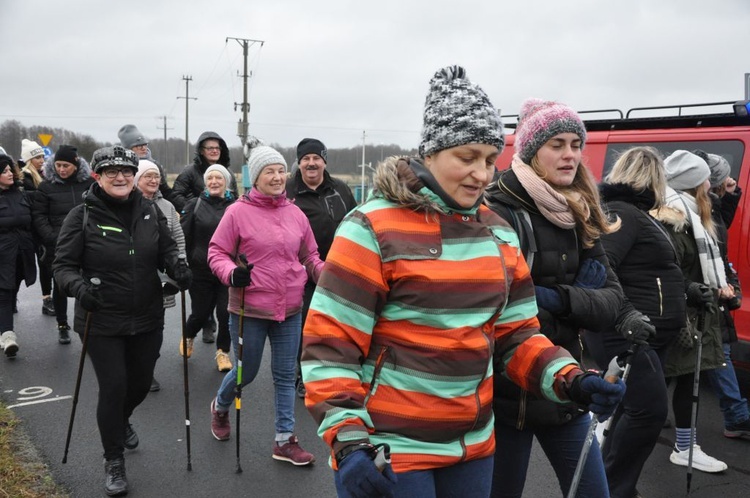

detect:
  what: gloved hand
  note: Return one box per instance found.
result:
[78,284,103,312]
[172,260,192,291]
[616,310,656,346]
[567,372,626,422]
[574,258,607,289]
[230,264,253,288]
[337,448,397,498]
[535,286,565,314]
[686,282,713,308]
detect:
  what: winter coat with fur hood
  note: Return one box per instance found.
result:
[302,157,586,473]
[652,203,725,377]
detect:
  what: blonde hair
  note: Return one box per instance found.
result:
[21,163,44,188]
[530,155,620,248]
[604,146,666,210]
[685,185,716,239]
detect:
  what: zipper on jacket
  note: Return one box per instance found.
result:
[517,390,527,430]
[363,345,390,405]
[657,277,663,316]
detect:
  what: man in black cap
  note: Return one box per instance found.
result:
[286,138,357,398]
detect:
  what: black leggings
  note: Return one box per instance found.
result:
[0,289,14,331]
[672,372,699,428]
[85,330,163,460]
[37,253,53,296]
[185,271,229,352]
[53,278,68,324]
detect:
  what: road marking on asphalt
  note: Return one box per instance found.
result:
[8,396,72,409]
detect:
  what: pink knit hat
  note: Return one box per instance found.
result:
[514,98,586,164]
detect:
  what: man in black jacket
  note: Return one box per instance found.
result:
[286,138,357,397]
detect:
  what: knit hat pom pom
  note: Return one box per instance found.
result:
[244,136,264,161]
[432,65,466,86]
[518,98,546,121]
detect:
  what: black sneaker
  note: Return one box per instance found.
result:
[58,323,71,345]
[149,377,161,392]
[104,457,128,496]
[42,297,56,316]
[724,418,750,439]
[124,423,139,450]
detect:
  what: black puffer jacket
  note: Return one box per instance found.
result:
[32,156,94,258]
[711,193,739,343]
[53,184,180,337]
[285,169,357,260]
[599,183,685,347]
[0,186,36,290]
[485,169,623,429]
[180,192,234,275]
[171,132,237,211]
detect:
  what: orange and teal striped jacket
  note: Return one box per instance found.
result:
[302,159,581,473]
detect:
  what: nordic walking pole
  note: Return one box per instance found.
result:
[179,256,193,471]
[687,305,708,494]
[62,277,100,464]
[598,345,639,452]
[567,355,624,498]
[235,253,250,474]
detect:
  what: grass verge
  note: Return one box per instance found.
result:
[0,402,68,497]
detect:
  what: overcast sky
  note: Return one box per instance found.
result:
[3,0,749,154]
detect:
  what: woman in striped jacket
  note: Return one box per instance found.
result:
[301,66,625,498]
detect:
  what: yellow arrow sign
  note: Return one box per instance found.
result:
[38,134,53,146]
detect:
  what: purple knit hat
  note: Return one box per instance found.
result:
[514,98,587,164]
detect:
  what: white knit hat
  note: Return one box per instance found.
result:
[21,139,45,162]
[244,137,287,186]
[134,160,161,185]
[204,164,232,189]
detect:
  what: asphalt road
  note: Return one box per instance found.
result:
[2,282,749,497]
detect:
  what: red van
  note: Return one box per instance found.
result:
[497,101,750,388]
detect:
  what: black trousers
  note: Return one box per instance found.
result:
[0,288,14,331]
[85,330,163,460]
[53,278,68,324]
[185,270,229,352]
[37,253,53,296]
[586,331,670,498]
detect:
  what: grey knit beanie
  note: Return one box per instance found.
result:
[244,136,287,186]
[203,164,232,188]
[664,150,710,190]
[706,153,731,187]
[118,124,148,149]
[514,98,587,164]
[419,65,504,157]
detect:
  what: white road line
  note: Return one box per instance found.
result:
[8,396,72,409]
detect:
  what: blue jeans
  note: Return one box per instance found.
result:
[706,343,750,426]
[334,456,493,498]
[492,413,608,498]
[216,313,301,435]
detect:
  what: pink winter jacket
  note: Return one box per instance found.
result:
[208,188,324,321]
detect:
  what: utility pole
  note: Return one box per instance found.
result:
[226,37,264,145]
[361,131,366,203]
[177,75,196,164]
[156,116,173,169]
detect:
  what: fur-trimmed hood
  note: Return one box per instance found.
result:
[373,156,479,215]
[650,204,688,232]
[42,154,93,185]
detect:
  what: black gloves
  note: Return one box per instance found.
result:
[616,310,656,346]
[230,264,253,288]
[337,445,397,498]
[567,371,626,422]
[686,282,713,308]
[78,283,103,312]
[172,260,192,291]
[574,258,607,289]
[535,286,565,314]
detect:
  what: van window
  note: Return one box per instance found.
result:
[603,141,745,179]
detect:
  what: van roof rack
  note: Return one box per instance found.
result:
[501,101,750,131]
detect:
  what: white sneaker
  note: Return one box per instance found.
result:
[1,331,19,358]
[669,444,727,473]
